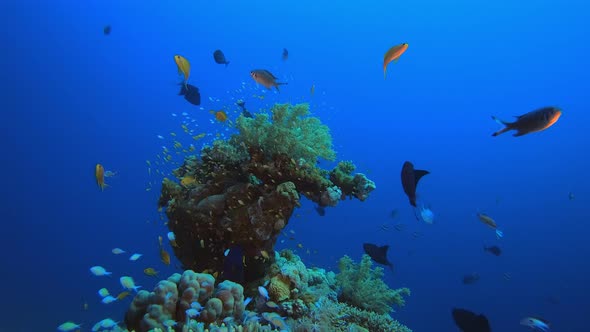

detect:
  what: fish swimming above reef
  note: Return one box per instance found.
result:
[491,106,561,137]
[282,48,289,61]
[250,69,287,92]
[483,245,502,256]
[401,161,429,207]
[179,83,201,106]
[213,49,230,66]
[520,316,551,331]
[452,308,491,332]
[103,25,111,35]
[363,243,394,271]
[383,43,408,79]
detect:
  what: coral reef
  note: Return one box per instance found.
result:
[124,251,411,332]
[336,255,411,314]
[158,103,376,279]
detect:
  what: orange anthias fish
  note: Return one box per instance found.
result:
[160,248,171,265]
[214,110,228,122]
[95,164,107,191]
[174,55,190,86]
[491,106,562,137]
[383,43,409,79]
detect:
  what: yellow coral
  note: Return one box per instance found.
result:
[268,275,291,302]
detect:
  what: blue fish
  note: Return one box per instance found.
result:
[520,316,550,331]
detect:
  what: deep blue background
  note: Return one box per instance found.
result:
[2,0,589,331]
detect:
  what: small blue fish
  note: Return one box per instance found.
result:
[258,286,269,300]
[520,316,550,331]
[243,297,253,307]
[101,295,117,304]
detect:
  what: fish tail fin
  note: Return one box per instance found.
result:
[491,116,512,136]
[275,83,288,93]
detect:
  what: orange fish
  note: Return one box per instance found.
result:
[491,107,562,137]
[174,55,190,86]
[160,248,171,265]
[115,291,130,301]
[214,110,228,122]
[95,164,107,190]
[383,43,409,79]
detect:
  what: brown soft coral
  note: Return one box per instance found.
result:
[269,275,291,302]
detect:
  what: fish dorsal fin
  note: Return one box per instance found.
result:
[414,170,429,185]
[262,70,277,78]
[379,245,390,255]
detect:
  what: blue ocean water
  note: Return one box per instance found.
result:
[2,0,589,331]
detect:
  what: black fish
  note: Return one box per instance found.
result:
[236,100,253,118]
[483,245,501,256]
[314,205,325,216]
[178,83,201,106]
[363,243,393,271]
[452,308,491,332]
[491,106,561,137]
[103,25,111,35]
[401,161,429,207]
[213,49,230,67]
[222,245,244,283]
[282,48,289,61]
[462,272,480,285]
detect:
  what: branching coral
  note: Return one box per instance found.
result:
[336,255,410,314]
